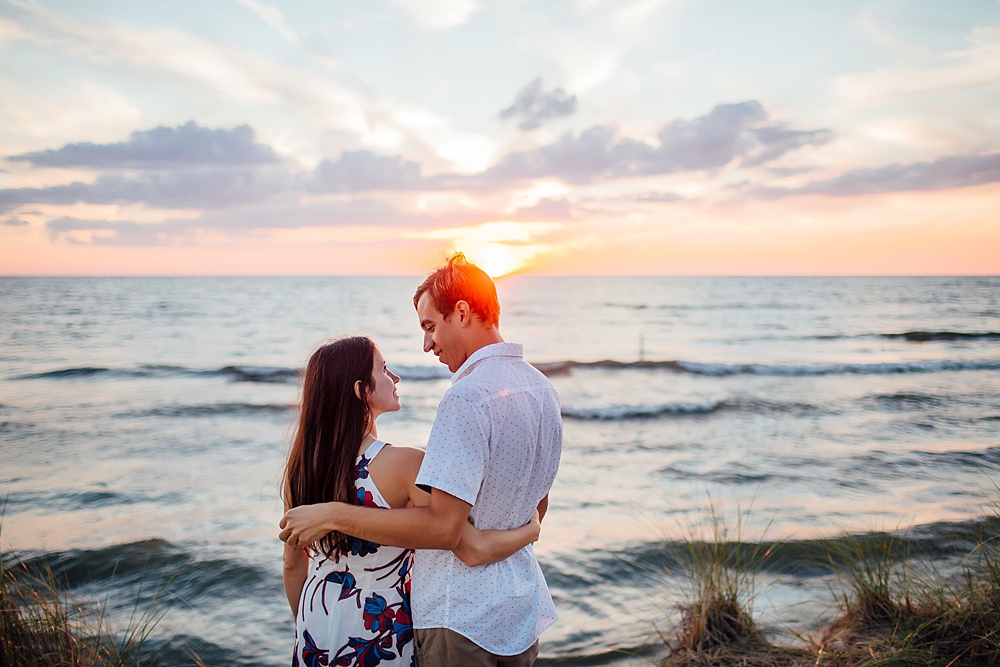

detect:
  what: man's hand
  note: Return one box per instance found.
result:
[279,503,339,549]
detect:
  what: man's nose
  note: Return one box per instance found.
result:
[422,331,433,353]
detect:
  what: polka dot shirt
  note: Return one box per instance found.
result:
[413,342,562,655]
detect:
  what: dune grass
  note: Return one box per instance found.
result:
[1,520,180,667]
[658,490,1000,667]
[668,499,765,653]
[657,498,816,666]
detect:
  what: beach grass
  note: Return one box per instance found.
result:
[657,498,811,666]
[658,490,1000,667]
[1,520,182,666]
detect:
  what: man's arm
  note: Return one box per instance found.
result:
[279,487,472,551]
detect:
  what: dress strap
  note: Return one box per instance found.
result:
[360,439,388,461]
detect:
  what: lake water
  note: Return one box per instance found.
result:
[1,276,999,665]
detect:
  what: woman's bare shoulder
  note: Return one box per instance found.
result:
[371,443,424,478]
[380,443,424,463]
[368,444,425,508]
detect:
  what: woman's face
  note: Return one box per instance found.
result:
[367,346,401,417]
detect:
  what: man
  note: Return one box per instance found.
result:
[279,253,562,666]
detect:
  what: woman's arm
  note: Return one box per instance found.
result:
[451,510,540,568]
[282,502,309,617]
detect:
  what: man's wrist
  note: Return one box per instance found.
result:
[326,501,346,533]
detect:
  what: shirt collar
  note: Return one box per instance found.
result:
[452,342,523,383]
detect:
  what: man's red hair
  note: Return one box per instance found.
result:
[413,253,500,327]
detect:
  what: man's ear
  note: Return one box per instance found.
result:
[454,300,472,326]
[354,379,363,401]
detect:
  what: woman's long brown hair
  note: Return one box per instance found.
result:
[282,336,376,560]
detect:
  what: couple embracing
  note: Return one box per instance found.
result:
[279,254,563,667]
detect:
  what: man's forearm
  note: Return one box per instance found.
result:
[339,503,463,550]
[282,500,465,551]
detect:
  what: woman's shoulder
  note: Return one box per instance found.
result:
[367,444,424,509]
[377,443,424,465]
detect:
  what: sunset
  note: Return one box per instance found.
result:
[2,1,998,276]
[3,3,1000,667]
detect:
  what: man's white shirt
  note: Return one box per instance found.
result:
[412,342,562,655]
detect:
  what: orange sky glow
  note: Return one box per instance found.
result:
[2,2,998,277]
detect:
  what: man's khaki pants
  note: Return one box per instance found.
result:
[414,627,539,667]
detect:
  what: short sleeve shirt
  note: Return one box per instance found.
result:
[412,342,563,655]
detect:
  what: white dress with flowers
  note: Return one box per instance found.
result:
[292,440,415,667]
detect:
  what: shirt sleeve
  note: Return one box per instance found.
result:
[415,393,488,506]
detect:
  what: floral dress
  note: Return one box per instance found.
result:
[292,440,415,667]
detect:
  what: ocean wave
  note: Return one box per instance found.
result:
[11,538,186,587]
[13,356,1000,385]
[141,635,276,667]
[215,365,300,383]
[865,392,947,409]
[4,488,187,512]
[881,330,1000,342]
[12,365,185,380]
[809,330,1000,343]
[11,364,223,381]
[562,397,824,421]
[562,401,720,420]
[122,403,294,418]
[558,358,1000,376]
[871,446,1000,472]
[10,364,301,383]
[586,515,1000,581]
[676,358,1000,376]
[10,538,271,602]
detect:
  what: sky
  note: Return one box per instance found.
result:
[1,0,998,276]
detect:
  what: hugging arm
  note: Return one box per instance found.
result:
[278,447,544,566]
[280,494,469,551]
[404,455,542,567]
[451,510,540,567]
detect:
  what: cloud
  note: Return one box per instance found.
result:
[836,26,1000,106]
[486,101,830,183]
[8,122,281,169]
[3,4,494,173]
[309,150,427,192]
[3,217,29,226]
[236,0,300,44]
[635,191,685,203]
[43,197,422,246]
[508,198,574,221]
[0,169,287,213]
[756,152,1000,198]
[392,0,478,30]
[45,217,170,245]
[500,78,577,131]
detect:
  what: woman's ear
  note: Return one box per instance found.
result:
[354,379,363,401]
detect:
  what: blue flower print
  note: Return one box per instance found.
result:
[362,593,395,633]
[300,629,330,667]
[334,636,396,667]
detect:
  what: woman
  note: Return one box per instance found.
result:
[282,336,540,667]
